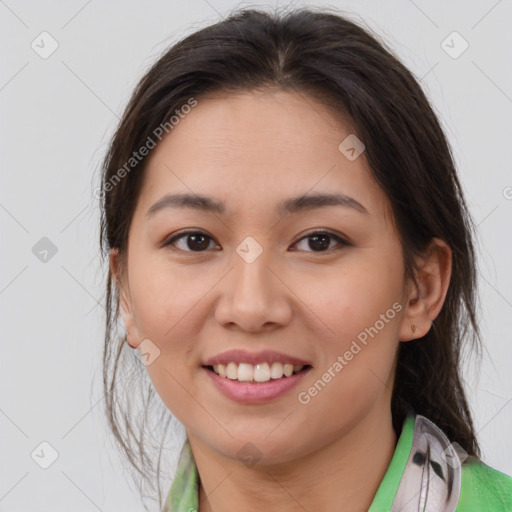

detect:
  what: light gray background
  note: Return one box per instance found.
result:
[1,0,511,510]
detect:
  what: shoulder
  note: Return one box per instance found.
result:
[456,456,512,511]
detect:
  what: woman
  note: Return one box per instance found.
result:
[98,6,512,511]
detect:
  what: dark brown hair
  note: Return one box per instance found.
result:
[98,5,482,508]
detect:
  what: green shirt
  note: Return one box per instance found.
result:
[164,413,512,511]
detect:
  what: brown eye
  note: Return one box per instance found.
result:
[163,230,349,254]
[164,231,218,252]
[292,231,349,253]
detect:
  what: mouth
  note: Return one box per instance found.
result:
[202,362,313,383]
[202,362,313,404]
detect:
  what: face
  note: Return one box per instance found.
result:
[113,88,416,465]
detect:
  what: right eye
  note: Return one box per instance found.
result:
[163,231,220,252]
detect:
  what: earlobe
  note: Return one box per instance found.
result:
[398,238,452,342]
[398,289,431,342]
[119,288,142,349]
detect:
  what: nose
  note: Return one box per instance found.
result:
[214,245,293,332]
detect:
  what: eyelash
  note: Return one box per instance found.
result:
[162,230,350,254]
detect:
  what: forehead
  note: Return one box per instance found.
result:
[138,89,389,219]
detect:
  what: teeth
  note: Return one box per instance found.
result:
[211,362,305,382]
[238,363,253,382]
[226,362,238,380]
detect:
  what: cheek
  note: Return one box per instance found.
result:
[293,248,404,344]
[144,361,208,440]
[128,254,213,341]
[292,248,404,399]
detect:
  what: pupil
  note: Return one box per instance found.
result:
[189,234,209,251]
[309,234,329,251]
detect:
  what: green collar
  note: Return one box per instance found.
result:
[164,435,199,512]
[165,412,415,511]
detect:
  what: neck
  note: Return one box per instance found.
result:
[189,402,398,512]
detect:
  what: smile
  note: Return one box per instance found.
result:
[207,362,309,383]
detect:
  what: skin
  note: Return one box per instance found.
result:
[111,88,452,512]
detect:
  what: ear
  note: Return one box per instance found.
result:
[398,238,452,342]
[110,248,142,349]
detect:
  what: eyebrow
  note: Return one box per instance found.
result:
[146,192,369,218]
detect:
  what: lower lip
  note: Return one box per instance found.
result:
[203,366,312,404]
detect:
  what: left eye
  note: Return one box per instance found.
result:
[163,230,349,253]
[293,231,349,252]
[163,231,219,252]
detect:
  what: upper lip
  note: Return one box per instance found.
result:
[202,349,312,367]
